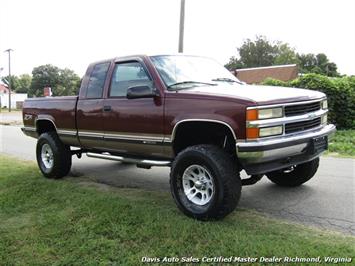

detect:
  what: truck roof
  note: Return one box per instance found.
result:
[88,53,211,67]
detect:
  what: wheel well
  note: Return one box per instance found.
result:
[172,121,236,157]
[36,120,56,135]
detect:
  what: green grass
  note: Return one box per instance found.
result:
[0,108,22,112]
[327,130,355,157]
[0,155,354,265]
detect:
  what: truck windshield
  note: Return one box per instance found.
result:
[150,55,243,90]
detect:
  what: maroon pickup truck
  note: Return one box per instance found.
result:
[22,54,336,220]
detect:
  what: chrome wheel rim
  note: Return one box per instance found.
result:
[182,164,215,206]
[41,144,54,169]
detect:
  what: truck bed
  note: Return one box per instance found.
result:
[22,96,79,146]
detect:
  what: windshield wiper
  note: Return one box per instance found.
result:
[212,78,243,84]
[168,81,217,90]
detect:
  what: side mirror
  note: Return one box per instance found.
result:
[126,85,159,99]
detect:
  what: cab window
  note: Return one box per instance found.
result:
[109,62,151,97]
[86,62,110,98]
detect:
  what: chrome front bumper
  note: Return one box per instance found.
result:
[236,124,336,175]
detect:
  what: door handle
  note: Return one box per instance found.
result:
[103,105,111,112]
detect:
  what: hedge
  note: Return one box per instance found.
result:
[262,74,355,129]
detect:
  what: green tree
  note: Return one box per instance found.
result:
[297,53,339,77]
[29,64,80,96]
[226,36,340,76]
[58,68,81,96]
[297,53,317,73]
[1,75,19,92]
[225,36,278,70]
[29,64,60,96]
[16,74,32,93]
[274,43,299,65]
[224,56,243,71]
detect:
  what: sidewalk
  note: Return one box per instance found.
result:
[0,111,23,125]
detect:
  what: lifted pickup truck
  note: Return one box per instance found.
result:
[22,54,336,220]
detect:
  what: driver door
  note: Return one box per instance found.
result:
[102,60,165,158]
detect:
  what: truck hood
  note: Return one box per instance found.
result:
[180,84,325,105]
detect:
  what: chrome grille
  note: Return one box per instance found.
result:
[285,117,321,134]
[284,101,321,116]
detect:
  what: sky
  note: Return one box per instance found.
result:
[0,0,354,78]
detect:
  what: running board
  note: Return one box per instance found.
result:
[86,152,171,167]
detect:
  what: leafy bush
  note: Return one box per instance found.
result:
[261,78,291,87]
[261,74,355,129]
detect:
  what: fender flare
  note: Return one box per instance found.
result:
[169,119,237,142]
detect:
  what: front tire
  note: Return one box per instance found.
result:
[266,158,319,187]
[170,145,241,220]
[36,132,72,179]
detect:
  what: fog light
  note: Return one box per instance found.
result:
[321,114,328,124]
[321,99,328,109]
[259,126,283,137]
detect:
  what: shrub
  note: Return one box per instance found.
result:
[261,78,291,87]
[261,74,355,129]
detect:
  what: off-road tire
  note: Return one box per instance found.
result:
[266,158,319,187]
[36,132,72,179]
[170,145,241,220]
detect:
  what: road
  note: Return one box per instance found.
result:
[1,124,354,234]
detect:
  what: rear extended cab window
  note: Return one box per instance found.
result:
[86,62,110,98]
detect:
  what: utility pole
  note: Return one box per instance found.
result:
[178,0,185,53]
[0,67,3,111]
[4,49,13,112]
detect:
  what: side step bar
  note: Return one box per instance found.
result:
[86,152,171,167]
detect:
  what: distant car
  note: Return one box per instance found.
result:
[22,54,336,220]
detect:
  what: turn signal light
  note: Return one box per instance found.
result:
[246,109,258,121]
[246,128,259,139]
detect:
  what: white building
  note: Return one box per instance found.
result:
[0,84,28,109]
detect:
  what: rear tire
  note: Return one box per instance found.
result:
[170,145,241,220]
[36,132,72,179]
[266,158,319,187]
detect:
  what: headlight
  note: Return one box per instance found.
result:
[258,108,283,119]
[321,99,328,109]
[259,126,283,137]
[246,107,283,120]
